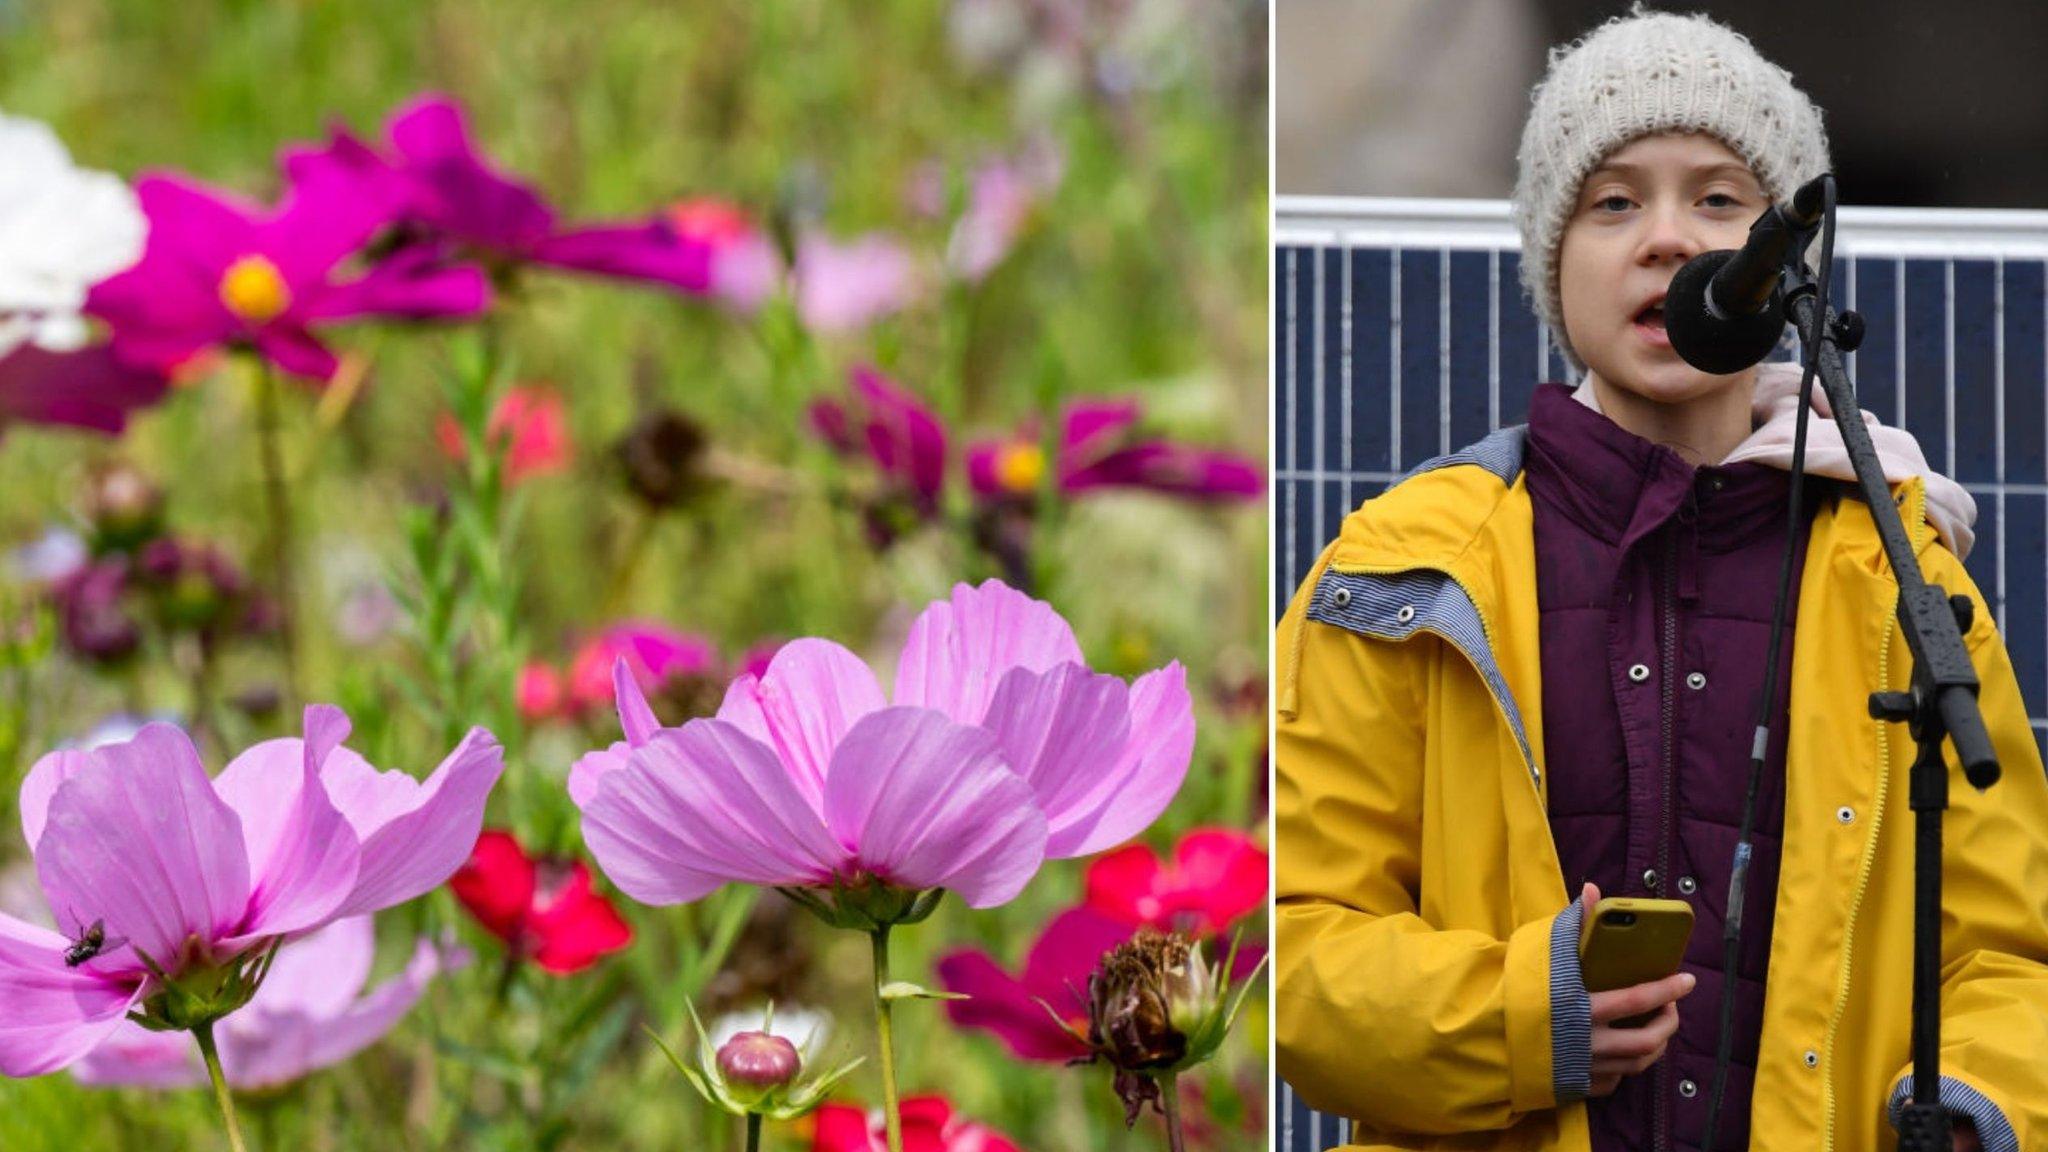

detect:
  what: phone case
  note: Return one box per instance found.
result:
[1578,897,1695,1027]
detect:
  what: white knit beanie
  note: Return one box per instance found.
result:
[1513,4,1831,375]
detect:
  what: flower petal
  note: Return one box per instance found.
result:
[1042,662,1194,858]
[447,830,536,943]
[1166,828,1269,934]
[937,907,1125,1062]
[820,708,1046,908]
[579,720,850,905]
[322,727,504,919]
[211,706,362,946]
[0,912,144,1077]
[19,747,94,851]
[978,663,1132,858]
[249,325,340,382]
[613,655,662,746]
[567,743,631,810]
[216,931,441,1089]
[892,580,1084,726]
[34,724,250,970]
[68,1020,199,1087]
[245,914,377,1020]
[713,638,885,810]
[528,864,633,974]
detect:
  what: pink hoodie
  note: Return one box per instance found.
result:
[1574,361,1978,558]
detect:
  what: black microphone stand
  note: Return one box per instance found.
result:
[1717,181,2003,1151]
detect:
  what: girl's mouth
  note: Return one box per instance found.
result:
[1632,301,1671,347]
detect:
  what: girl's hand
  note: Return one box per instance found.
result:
[1578,883,1698,1097]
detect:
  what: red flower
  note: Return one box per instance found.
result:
[448,829,632,974]
[812,1095,1021,1152]
[435,385,573,483]
[1085,827,1267,938]
[936,907,1128,1063]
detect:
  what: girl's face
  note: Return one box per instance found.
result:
[1557,132,1770,404]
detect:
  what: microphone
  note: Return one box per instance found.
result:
[1664,175,1829,375]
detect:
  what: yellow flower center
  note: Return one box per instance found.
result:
[218,255,291,324]
[995,442,1046,494]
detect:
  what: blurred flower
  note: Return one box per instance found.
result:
[571,579,1193,922]
[614,407,714,510]
[49,557,139,664]
[793,232,918,335]
[564,622,719,715]
[1073,926,1265,1127]
[0,706,501,1076]
[811,1095,1021,1152]
[808,365,948,544]
[133,536,270,643]
[81,459,164,554]
[447,829,631,975]
[516,661,566,722]
[652,1000,861,1123]
[968,398,1264,505]
[1084,827,1267,939]
[0,344,168,438]
[69,915,452,1090]
[667,198,779,313]
[85,170,489,382]
[936,905,1130,1062]
[0,112,144,358]
[286,95,716,295]
[5,526,86,585]
[435,384,573,484]
[946,144,1063,283]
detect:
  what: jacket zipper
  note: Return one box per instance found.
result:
[1655,527,1678,1152]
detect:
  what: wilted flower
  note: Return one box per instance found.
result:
[968,398,1263,505]
[570,579,1194,920]
[0,111,144,358]
[614,407,713,510]
[85,168,489,382]
[811,1095,1022,1152]
[285,95,717,295]
[648,1001,861,1122]
[447,829,631,975]
[936,906,1131,1062]
[793,232,919,335]
[69,915,453,1090]
[435,384,573,484]
[1069,927,1265,1127]
[0,706,501,1076]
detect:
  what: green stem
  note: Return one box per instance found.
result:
[194,1021,249,1152]
[1160,1072,1185,1152]
[252,356,302,712]
[870,926,903,1152]
[744,1113,762,1152]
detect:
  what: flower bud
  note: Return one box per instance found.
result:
[83,461,163,553]
[716,1030,801,1093]
[615,409,712,510]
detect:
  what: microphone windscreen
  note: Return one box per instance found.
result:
[1665,250,1788,375]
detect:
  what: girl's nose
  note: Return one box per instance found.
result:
[1636,202,1701,266]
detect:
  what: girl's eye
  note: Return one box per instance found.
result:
[1594,195,1634,213]
[1701,192,1742,209]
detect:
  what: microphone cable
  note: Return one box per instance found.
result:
[1699,173,1837,1152]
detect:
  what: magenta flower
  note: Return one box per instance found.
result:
[570,579,1193,915]
[936,906,1130,1062]
[0,343,168,437]
[808,365,948,517]
[83,169,488,383]
[967,398,1264,504]
[284,95,715,294]
[793,232,919,335]
[0,707,501,1076]
[69,915,450,1090]
[563,623,720,715]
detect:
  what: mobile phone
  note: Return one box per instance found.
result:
[1577,897,1694,1028]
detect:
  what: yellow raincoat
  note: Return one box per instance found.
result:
[1275,433,2048,1151]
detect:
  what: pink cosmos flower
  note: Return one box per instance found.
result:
[0,706,502,1076]
[0,343,168,437]
[945,145,1062,283]
[84,170,489,383]
[812,1094,1022,1152]
[808,365,948,517]
[935,906,1129,1061]
[967,398,1264,504]
[1084,827,1268,938]
[793,232,919,335]
[284,95,715,294]
[666,198,780,313]
[570,579,1192,913]
[69,915,448,1090]
[434,384,573,484]
[563,623,720,715]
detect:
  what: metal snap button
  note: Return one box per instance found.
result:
[1686,671,1707,690]
[1679,1079,1698,1098]
[1332,587,1351,608]
[1642,869,1659,889]
[1677,876,1697,895]
[1396,604,1416,624]
[1628,663,1651,683]
[1837,805,1856,824]
[1803,1050,1820,1068]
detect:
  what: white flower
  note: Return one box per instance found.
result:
[0,112,144,357]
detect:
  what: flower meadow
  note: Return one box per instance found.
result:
[0,2,1268,1150]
